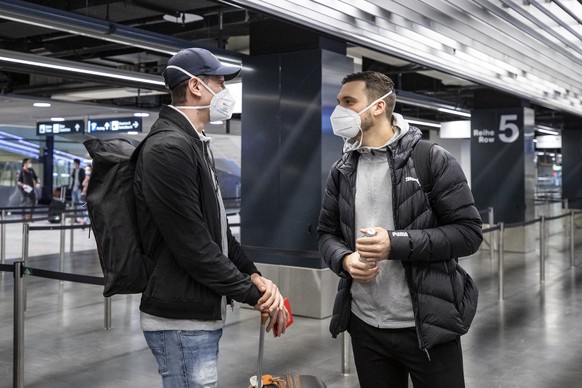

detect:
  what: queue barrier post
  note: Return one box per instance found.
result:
[60,216,66,276]
[105,297,112,330]
[540,216,546,283]
[571,211,576,268]
[488,207,495,261]
[341,331,351,375]
[498,222,504,301]
[22,223,29,311]
[13,261,24,388]
[1,210,6,264]
[70,216,75,253]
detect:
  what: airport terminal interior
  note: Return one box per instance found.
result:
[0,0,582,387]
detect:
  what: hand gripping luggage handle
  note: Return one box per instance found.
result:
[255,312,269,388]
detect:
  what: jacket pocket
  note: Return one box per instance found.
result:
[330,278,352,338]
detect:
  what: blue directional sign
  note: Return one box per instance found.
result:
[88,117,143,133]
[36,120,84,135]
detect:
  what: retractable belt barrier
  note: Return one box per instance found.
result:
[0,205,90,264]
[23,266,104,285]
[0,206,580,386]
[1,260,108,388]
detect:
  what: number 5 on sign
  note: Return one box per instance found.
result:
[498,114,520,143]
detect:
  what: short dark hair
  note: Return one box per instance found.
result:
[171,75,210,105]
[342,71,396,116]
[22,158,31,166]
[73,158,81,165]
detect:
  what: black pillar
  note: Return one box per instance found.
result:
[241,20,351,268]
[41,135,54,204]
[470,90,535,223]
[562,114,582,209]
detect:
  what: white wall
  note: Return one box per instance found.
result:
[429,131,472,188]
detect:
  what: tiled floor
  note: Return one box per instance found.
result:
[1,205,582,387]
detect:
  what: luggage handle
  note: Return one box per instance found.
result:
[254,311,269,388]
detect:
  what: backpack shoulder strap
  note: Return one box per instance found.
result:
[412,139,437,194]
[130,125,174,162]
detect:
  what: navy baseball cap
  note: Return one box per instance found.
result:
[162,48,241,90]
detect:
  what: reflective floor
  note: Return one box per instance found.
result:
[1,205,581,387]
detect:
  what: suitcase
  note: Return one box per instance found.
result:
[249,310,327,388]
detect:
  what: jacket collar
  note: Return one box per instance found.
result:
[336,124,423,177]
[157,105,202,143]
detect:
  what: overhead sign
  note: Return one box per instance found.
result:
[36,120,84,135]
[88,117,142,133]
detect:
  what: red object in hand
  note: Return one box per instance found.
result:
[274,298,293,336]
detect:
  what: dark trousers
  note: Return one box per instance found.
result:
[348,313,465,388]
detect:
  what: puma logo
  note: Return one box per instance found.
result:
[405,177,421,187]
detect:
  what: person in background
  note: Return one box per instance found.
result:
[134,48,289,388]
[318,71,482,388]
[17,158,41,221]
[70,158,85,223]
[81,164,92,224]
[82,164,91,200]
[69,158,86,205]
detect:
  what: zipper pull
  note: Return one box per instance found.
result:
[423,348,431,361]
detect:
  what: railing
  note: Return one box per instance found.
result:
[0,208,104,388]
[0,203,581,383]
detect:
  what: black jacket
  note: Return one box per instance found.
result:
[134,105,261,320]
[70,167,86,191]
[317,125,482,351]
[17,168,39,198]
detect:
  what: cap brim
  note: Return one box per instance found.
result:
[206,65,241,81]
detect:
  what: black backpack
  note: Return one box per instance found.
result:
[83,131,162,297]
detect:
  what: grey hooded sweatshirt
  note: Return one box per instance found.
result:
[351,113,415,328]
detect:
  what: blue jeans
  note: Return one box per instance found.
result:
[71,188,82,206]
[144,329,223,388]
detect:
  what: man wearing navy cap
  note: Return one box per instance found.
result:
[133,48,289,387]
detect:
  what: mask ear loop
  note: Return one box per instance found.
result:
[343,127,364,153]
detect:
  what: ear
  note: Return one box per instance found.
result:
[373,99,386,117]
[188,78,203,97]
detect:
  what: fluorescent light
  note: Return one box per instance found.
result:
[133,112,150,117]
[33,102,51,107]
[0,49,165,87]
[536,125,560,135]
[437,108,472,118]
[51,117,65,121]
[52,88,166,101]
[163,13,203,24]
[405,118,442,128]
[126,131,139,135]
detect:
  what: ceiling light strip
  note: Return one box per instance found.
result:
[497,0,582,56]
[234,0,582,115]
[552,0,582,25]
[0,0,242,64]
[442,0,582,83]
[0,49,165,87]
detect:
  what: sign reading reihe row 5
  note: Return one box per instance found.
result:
[37,120,84,135]
[88,117,142,133]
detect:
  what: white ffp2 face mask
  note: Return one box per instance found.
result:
[329,89,393,152]
[166,65,236,122]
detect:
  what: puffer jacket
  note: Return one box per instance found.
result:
[134,105,262,320]
[317,125,482,351]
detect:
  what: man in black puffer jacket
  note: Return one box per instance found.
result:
[318,71,482,388]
